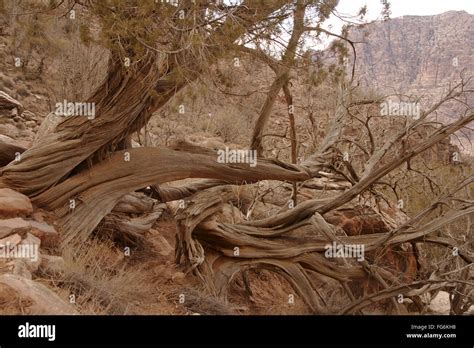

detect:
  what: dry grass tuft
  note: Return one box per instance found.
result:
[54,239,153,314]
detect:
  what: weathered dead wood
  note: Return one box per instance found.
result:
[0,140,26,167]
[449,268,473,315]
[173,175,473,313]
[29,147,310,245]
[174,187,367,312]
[241,114,474,231]
[149,179,229,202]
[0,55,169,196]
[339,279,473,314]
[99,203,166,247]
[0,91,23,113]
[300,177,351,191]
[112,192,156,214]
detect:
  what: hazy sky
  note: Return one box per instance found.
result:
[334,0,474,19]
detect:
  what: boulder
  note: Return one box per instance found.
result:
[6,259,32,279]
[0,218,31,239]
[428,291,450,315]
[0,233,22,248]
[29,220,58,242]
[0,274,78,314]
[0,188,33,217]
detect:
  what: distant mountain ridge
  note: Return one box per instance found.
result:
[346,10,474,153]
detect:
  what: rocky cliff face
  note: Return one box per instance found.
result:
[346,11,474,153]
[349,10,473,91]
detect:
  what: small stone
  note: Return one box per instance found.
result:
[172,271,186,284]
[32,211,45,222]
[39,255,65,275]
[22,111,35,120]
[25,120,36,128]
[153,231,174,256]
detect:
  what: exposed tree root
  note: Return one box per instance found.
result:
[174,184,473,313]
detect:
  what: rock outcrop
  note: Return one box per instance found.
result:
[0,91,40,146]
[0,187,75,314]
